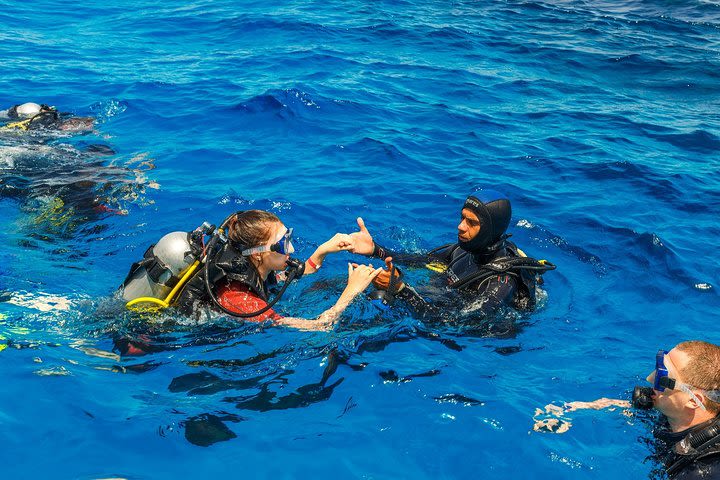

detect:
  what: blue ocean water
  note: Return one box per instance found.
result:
[1,0,719,477]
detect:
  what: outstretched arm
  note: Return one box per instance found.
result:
[303,233,355,275]
[369,257,438,317]
[533,398,631,434]
[277,263,382,331]
[350,217,448,267]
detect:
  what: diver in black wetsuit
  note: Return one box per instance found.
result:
[350,191,554,333]
[631,342,720,479]
[550,342,720,478]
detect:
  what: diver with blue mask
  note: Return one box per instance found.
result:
[351,191,554,331]
[534,342,720,479]
[120,209,382,333]
[632,344,720,479]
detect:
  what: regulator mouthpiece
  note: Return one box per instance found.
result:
[632,386,655,410]
[285,257,305,280]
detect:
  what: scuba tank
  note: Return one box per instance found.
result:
[120,222,215,308]
[120,213,305,316]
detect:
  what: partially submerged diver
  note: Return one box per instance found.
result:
[536,341,720,479]
[1,102,94,133]
[350,191,555,333]
[120,209,382,331]
[1,141,155,236]
[635,342,720,479]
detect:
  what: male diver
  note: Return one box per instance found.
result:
[639,342,720,478]
[350,190,554,332]
[535,341,720,479]
[1,102,94,132]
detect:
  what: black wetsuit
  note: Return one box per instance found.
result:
[371,239,537,334]
[655,416,720,479]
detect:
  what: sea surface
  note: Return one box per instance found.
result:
[1,0,719,478]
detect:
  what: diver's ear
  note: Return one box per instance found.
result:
[686,390,707,411]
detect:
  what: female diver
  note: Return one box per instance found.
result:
[171,210,382,331]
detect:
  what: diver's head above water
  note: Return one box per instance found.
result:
[228,210,295,280]
[457,190,512,254]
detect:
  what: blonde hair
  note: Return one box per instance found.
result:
[676,340,720,414]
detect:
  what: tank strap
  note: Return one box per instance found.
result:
[449,255,555,290]
[6,105,19,119]
[121,243,178,289]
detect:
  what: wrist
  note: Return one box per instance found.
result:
[339,288,359,303]
[307,257,321,270]
[313,247,329,261]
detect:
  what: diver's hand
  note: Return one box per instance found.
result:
[372,257,405,291]
[318,233,355,255]
[345,263,383,296]
[349,217,375,255]
[314,263,383,329]
[306,233,355,273]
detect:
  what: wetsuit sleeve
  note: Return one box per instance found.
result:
[216,281,282,322]
[395,285,435,314]
[391,274,518,327]
[370,242,455,268]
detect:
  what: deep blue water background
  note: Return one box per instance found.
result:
[1,0,719,477]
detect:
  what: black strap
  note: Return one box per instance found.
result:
[449,256,554,290]
[26,110,60,129]
[381,264,403,306]
[6,105,19,119]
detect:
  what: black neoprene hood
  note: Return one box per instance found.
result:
[458,190,512,253]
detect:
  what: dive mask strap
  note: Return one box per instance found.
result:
[241,228,294,256]
[655,349,709,411]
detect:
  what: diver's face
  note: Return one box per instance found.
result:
[262,222,291,272]
[458,208,481,242]
[646,348,695,416]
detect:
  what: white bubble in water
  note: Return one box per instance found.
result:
[516,219,534,228]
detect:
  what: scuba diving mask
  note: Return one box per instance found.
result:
[633,350,710,411]
[241,227,294,256]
